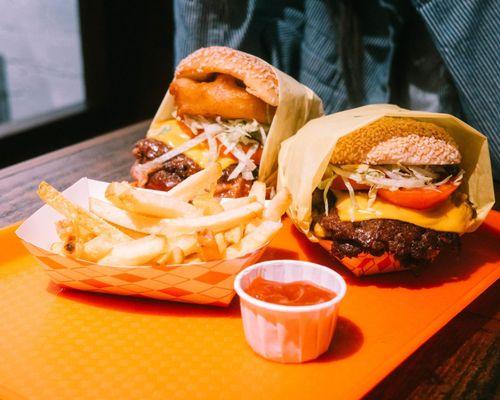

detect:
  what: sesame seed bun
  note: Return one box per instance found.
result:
[330,117,462,165]
[174,46,279,107]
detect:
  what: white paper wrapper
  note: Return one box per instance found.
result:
[234,260,346,363]
[16,178,266,306]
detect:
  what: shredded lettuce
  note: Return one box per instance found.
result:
[341,177,357,222]
[366,185,378,209]
[317,165,336,215]
[317,163,464,218]
[179,114,269,180]
[332,164,464,190]
[182,114,268,149]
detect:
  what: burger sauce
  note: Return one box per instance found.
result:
[245,276,336,306]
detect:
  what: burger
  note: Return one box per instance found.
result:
[131,46,323,198]
[278,105,494,276]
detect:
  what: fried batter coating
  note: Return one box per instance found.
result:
[169,74,276,124]
[175,46,279,106]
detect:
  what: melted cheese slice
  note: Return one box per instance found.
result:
[333,190,472,233]
[148,120,236,170]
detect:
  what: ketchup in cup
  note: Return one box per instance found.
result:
[245,276,336,306]
[234,260,347,363]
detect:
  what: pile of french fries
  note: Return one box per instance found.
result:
[37,163,291,267]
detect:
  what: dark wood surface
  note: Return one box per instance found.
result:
[0,120,147,224]
[0,122,498,399]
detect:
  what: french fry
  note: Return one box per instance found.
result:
[192,194,224,215]
[161,202,263,235]
[90,198,165,235]
[224,225,243,245]
[249,181,266,204]
[197,230,222,261]
[225,220,282,259]
[55,219,74,240]
[221,196,255,211]
[263,188,291,221]
[166,234,199,256]
[82,234,115,261]
[183,255,203,264]
[106,182,200,218]
[109,225,148,239]
[62,237,84,258]
[214,232,227,255]
[166,162,222,201]
[42,165,282,266]
[98,235,165,266]
[155,251,171,266]
[157,247,185,265]
[91,198,261,236]
[170,247,185,264]
[53,220,86,258]
[244,219,261,235]
[38,182,130,242]
[50,242,65,255]
[56,219,93,243]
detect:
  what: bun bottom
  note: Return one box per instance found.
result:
[318,240,407,276]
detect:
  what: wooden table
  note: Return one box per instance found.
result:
[0,121,498,399]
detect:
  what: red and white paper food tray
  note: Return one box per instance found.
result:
[15,178,265,306]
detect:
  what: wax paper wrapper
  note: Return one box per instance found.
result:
[149,61,324,185]
[16,178,266,306]
[278,104,495,275]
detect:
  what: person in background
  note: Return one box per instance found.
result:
[173,0,499,180]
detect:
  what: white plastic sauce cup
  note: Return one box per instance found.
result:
[234,260,347,363]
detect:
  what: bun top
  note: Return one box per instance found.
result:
[330,117,462,165]
[174,46,279,107]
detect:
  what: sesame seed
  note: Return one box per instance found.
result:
[330,117,461,165]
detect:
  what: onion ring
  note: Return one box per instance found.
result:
[169,74,276,124]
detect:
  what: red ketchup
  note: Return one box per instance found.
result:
[245,276,336,306]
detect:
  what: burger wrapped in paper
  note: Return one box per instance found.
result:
[131,46,323,197]
[278,105,495,276]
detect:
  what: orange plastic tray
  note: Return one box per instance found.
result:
[0,213,499,400]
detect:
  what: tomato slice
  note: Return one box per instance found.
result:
[239,144,263,164]
[377,183,459,210]
[330,176,370,191]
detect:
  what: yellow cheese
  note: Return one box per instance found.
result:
[149,120,236,170]
[333,190,472,233]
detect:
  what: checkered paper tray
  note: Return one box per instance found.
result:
[15,178,266,306]
[318,240,403,276]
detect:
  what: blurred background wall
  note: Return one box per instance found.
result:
[0,0,173,168]
[0,0,84,123]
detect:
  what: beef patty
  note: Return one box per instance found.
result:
[215,166,252,198]
[132,138,252,197]
[133,138,201,191]
[311,190,460,267]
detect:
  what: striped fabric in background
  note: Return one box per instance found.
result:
[173,0,499,179]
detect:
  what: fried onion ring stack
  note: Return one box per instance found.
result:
[170,75,275,124]
[170,47,278,123]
